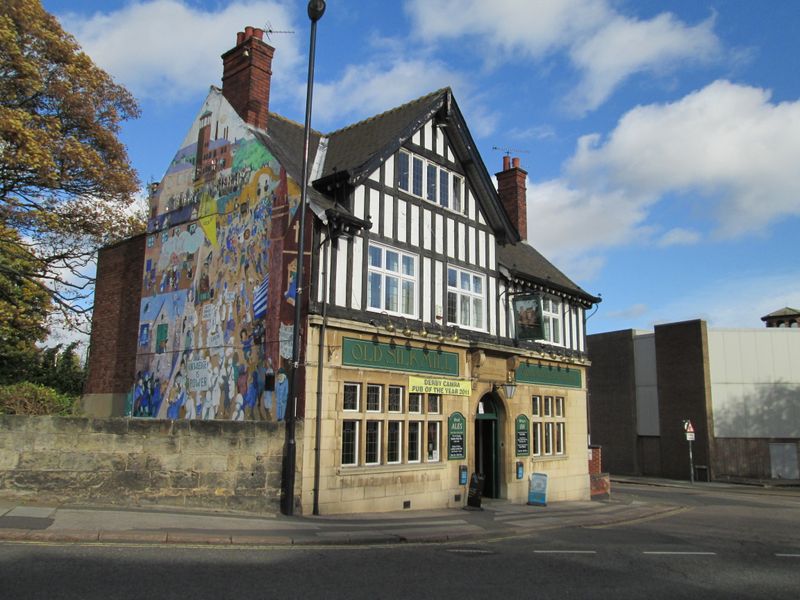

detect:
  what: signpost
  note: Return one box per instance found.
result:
[683,419,695,484]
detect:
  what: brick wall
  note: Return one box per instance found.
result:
[587,330,639,474]
[0,416,298,513]
[654,320,713,480]
[84,234,146,415]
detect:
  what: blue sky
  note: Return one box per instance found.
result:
[43,0,800,335]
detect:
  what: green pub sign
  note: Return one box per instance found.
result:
[342,338,459,377]
[515,414,530,457]
[516,362,582,388]
[448,412,466,460]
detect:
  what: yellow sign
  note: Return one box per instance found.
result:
[409,376,471,396]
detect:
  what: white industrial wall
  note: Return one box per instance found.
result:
[707,329,800,438]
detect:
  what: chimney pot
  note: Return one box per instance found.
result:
[237,31,245,45]
[512,157,520,169]
[503,155,511,171]
[245,26,254,38]
[253,28,264,40]
[222,26,275,130]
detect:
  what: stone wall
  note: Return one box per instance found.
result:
[0,416,299,513]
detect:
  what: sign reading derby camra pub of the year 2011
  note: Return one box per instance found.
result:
[408,376,471,396]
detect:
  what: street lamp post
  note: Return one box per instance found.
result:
[282,0,326,517]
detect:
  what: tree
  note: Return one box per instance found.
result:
[0,0,143,334]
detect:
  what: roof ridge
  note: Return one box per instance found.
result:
[325,87,450,136]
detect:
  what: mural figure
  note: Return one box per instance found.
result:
[275,368,289,421]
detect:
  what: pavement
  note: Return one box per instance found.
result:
[1,476,793,547]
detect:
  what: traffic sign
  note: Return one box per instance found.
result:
[683,420,695,433]
[686,432,695,441]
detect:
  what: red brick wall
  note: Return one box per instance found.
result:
[496,156,528,240]
[84,234,146,394]
[588,445,603,475]
[221,28,274,130]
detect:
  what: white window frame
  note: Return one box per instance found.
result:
[427,393,441,415]
[409,392,423,414]
[396,149,465,215]
[408,421,422,463]
[532,422,542,456]
[541,297,563,345]
[544,396,553,417]
[365,420,382,465]
[427,421,441,463]
[556,422,565,455]
[388,385,404,413]
[367,242,417,318]
[447,266,485,331]
[366,384,382,413]
[387,421,403,464]
[555,396,564,418]
[544,422,554,456]
[532,395,541,417]
[343,383,360,412]
[342,420,359,466]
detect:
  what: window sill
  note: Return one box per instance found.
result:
[338,461,447,476]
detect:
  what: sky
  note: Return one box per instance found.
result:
[41,0,800,337]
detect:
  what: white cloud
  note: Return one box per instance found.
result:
[569,80,800,237]
[567,13,719,113]
[59,1,303,104]
[657,227,701,247]
[405,0,720,112]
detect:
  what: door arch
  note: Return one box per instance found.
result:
[475,392,505,498]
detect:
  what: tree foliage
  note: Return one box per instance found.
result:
[0,0,144,333]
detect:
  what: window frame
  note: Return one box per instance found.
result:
[541,297,563,345]
[366,384,382,413]
[387,421,403,464]
[365,420,382,465]
[367,242,418,318]
[396,149,466,215]
[408,421,422,463]
[342,420,359,466]
[409,393,422,414]
[343,383,360,412]
[427,421,441,463]
[427,393,441,415]
[446,266,486,331]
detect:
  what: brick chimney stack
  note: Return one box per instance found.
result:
[496,155,528,241]
[221,27,275,130]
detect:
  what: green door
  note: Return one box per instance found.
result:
[475,396,501,498]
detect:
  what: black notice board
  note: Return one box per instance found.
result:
[467,473,485,508]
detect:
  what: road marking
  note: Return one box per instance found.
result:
[775,553,800,558]
[534,550,597,554]
[447,548,493,554]
[643,551,716,556]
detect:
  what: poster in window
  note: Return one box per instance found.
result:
[513,294,543,341]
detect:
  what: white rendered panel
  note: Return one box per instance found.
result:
[384,194,394,239]
[424,121,433,151]
[368,168,379,183]
[435,127,444,156]
[488,235,496,270]
[316,237,328,303]
[354,186,365,221]
[434,260,444,321]
[369,188,380,231]
[447,145,453,162]
[384,156,394,188]
[563,303,572,351]
[458,222,466,262]
[467,189,475,221]
[493,279,501,337]
[410,204,420,246]
[412,129,421,146]
[435,213,444,254]
[447,218,455,258]
[351,237,363,310]
[423,209,432,250]
[334,238,348,307]
[423,257,432,322]
[478,210,486,226]
[468,226,475,265]
[397,199,407,243]
[478,230,486,268]
[577,308,584,352]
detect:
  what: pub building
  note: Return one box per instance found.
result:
[85,27,600,514]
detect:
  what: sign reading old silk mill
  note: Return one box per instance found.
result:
[342,338,459,377]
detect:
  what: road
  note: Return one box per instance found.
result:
[1,483,798,599]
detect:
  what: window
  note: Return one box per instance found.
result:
[541,297,562,345]
[427,421,440,462]
[428,394,441,414]
[544,422,553,455]
[447,267,485,330]
[532,422,542,456]
[388,421,402,464]
[339,382,442,468]
[342,421,359,466]
[398,151,410,191]
[412,157,423,196]
[367,243,417,317]
[533,394,566,458]
[365,421,381,464]
[366,384,382,412]
[396,149,465,214]
[426,164,437,202]
[388,386,403,412]
[408,421,422,462]
[343,383,360,411]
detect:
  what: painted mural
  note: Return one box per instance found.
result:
[131,90,300,421]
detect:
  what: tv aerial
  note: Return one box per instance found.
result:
[492,146,530,157]
[263,21,295,41]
